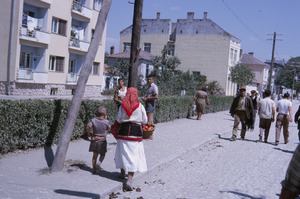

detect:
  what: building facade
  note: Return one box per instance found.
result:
[119,12,240,96]
[240,52,270,94]
[1,0,106,96]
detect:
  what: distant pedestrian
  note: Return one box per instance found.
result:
[229,88,254,141]
[114,78,127,108]
[279,144,300,199]
[294,105,300,142]
[275,93,293,146]
[258,89,275,143]
[193,87,210,120]
[86,107,111,174]
[250,90,259,130]
[142,75,158,126]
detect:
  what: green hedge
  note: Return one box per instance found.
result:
[0,95,233,154]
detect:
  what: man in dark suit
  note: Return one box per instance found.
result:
[294,105,300,142]
[229,88,255,141]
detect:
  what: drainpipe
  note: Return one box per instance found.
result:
[7,0,15,95]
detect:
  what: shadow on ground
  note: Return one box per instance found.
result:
[220,190,265,199]
[54,189,100,199]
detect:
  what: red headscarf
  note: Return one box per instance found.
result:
[122,87,140,117]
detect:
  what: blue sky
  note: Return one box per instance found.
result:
[105,0,300,62]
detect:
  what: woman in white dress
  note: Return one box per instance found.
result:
[114,78,127,107]
[115,87,148,191]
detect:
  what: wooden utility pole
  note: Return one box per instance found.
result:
[267,32,276,91]
[128,0,143,88]
[51,0,112,172]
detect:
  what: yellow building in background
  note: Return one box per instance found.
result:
[0,0,106,96]
[120,12,240,96]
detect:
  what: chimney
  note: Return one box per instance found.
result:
[156,12,160,19]
[248,52,254,56]
[240,49,243,57]
[203,12,207,19]
[110,46,115,55]
[187,12,194,20]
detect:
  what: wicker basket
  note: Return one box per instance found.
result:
[142,125,155,140]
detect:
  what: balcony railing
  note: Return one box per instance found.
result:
[71,1,92,19]
[17,68,33,80]
[67,73,78,83]
[69,38,90,52]
[19,26,50,45]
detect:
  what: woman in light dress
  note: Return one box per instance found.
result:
[114,78,127,107]
[193,88,210,120]
[115,87,148,191]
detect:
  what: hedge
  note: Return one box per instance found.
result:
[0,95,233,154]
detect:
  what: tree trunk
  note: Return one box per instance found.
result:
[128,0,143,88]
[51,0,112,172]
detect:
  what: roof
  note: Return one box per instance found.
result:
[240,53,268,66]
[106,50,155,61]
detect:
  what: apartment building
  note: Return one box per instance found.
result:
[1,0,106,96]
[120,12,240,96]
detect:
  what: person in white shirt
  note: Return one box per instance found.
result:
[275,93,293,146]
[258,89,275,143]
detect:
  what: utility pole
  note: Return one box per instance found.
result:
[267,32,276,91]
[267,32,282,91]
[128,0,143,88]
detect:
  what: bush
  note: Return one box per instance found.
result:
[0,95,233,154]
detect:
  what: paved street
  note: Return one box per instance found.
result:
[0,99,299,199]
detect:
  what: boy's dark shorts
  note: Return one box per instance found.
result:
[89,140,107,155]
[146,100,156,113]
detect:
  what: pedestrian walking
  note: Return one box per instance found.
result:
[229,88,255,141]
[86,107,111,174]
[250,90,259,130]
[193,87,210,120]
[258,89,275,143]
[115,87,148,191]
[294,105,300,142]
[275,93,293,146]
[142,75,158,126]
[279,144,300,199]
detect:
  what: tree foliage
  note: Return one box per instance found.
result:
[229,63,255,88]
[274,56,300,92]
[106,58,130,81]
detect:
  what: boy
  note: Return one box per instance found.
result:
[86,106,111,174]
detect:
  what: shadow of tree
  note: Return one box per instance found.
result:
[219,190,266,199]
[54,189,100,199]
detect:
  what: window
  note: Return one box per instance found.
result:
[91,29,95,40]
[144,43,151,53]
[234,50,238,62]
[123,42,131,51]
[50,88,58,95]
[52,17,67,36]
[167,44,175,56]
[20,52,32,68]
[193,71,201,76]
[91,62,99,75]
[49,56,64,72]
[145,64,150,79]
[94,0,102,11]
[69,59,75,73]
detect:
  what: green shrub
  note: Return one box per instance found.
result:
[0,95,233,154]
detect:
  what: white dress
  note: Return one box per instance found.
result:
[115,103,148,173]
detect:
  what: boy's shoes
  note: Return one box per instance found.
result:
[275,141,279,146]
[231,135,236,141]
[284,139,289,144]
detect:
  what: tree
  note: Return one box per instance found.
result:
[106,58,130,81]
[51,0,112,172]
[275,56,300,92]
[152,46,181,72]
[229,63,255,88]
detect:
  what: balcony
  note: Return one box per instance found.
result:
[17,69,48,83]
[40,0,52,5]
[69,37,90,52]
[19,26,50,45]
[71,1,92,20]
[67,73,79,83]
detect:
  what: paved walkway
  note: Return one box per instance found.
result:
[0,100,299,199]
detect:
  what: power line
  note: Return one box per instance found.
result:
[221,0,265,42]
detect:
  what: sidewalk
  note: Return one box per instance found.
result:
[0,100,299,199]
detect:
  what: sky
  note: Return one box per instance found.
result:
[105,0,300,63]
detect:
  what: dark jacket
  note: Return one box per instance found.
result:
[295,105,300,130]
[230,95,255,120]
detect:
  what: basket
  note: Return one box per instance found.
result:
[142,125,155,140]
